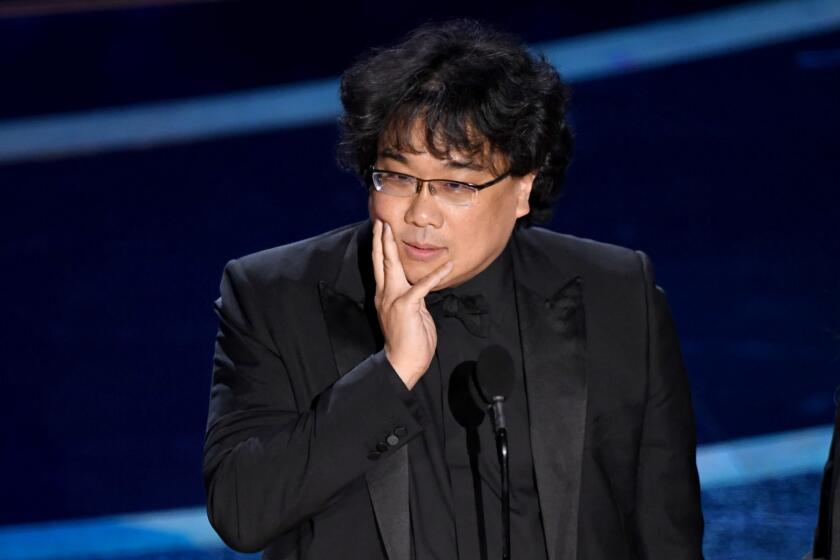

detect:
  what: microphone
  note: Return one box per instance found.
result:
[474,345,515,560]
[475,344,515,432]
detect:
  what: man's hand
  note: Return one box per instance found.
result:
[372,219,453,389]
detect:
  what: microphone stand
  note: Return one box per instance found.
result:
[490,396,510,560]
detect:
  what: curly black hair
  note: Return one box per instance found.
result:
[336,18,574,228]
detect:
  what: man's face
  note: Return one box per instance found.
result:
[368,124,534,290]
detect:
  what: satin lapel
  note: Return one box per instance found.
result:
[317,280,377,375]
[316,220,410,560]
[512,229,587,560]
[366,446,411,560]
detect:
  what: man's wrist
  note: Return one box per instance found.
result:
[383,347,421,390]
[375,350,426,426]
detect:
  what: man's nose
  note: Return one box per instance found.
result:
[404,181,444,228]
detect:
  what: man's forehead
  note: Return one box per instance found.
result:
[376,116,506,173]
[377,146,488,171]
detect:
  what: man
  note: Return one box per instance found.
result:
[202,18,704,560]
[807,387,840,560]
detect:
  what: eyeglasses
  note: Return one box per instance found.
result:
[367,165,512,207]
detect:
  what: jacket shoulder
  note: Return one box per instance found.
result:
[518,226,648,280]
[225,220,364,288]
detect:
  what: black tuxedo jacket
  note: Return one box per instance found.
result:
[808,389,840,560]
[202,219,704,560]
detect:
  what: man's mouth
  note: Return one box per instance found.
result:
[405,241,444,250]
[403,241,446,261]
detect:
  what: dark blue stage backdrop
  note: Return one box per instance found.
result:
[0,2,838,558]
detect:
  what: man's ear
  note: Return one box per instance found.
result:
[514,172,537,218]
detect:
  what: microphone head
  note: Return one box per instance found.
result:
[474,344,515,403]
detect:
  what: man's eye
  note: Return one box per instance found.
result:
[440,182,469,191]
[385,173,413,182]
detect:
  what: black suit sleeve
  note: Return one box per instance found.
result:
[202,258,424,552]
[634,250,705,559]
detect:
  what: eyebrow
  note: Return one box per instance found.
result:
[378,148,486,171]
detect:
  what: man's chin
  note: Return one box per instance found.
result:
[407,270,456,292]
[405,264,436,286]
[404,268,426,286]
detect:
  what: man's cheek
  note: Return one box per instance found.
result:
[367,197,377,219]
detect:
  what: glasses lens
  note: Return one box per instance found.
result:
[373,172,415,196]
[430,181,476,206]
[371,171,477,206]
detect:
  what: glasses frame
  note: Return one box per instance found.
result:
[366,165,512,207]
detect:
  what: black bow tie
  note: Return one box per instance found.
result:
[425,291,490,338]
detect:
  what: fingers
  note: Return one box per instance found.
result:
[381,222,409,291]
[372,219,384,299]
[372,218,453,305]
